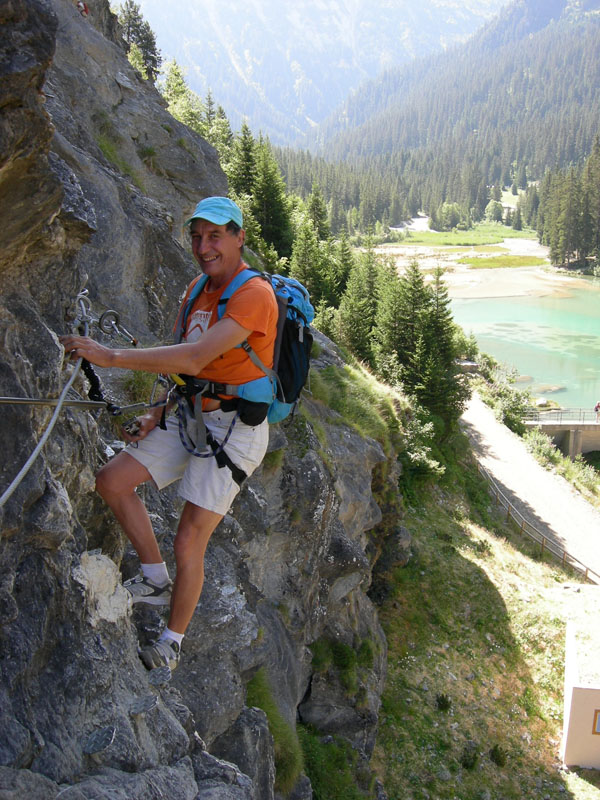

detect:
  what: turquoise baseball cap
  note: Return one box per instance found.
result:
[185,196,243,228]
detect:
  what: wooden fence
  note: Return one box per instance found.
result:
[476,463,600,585]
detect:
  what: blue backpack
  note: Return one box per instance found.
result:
[174,268,314,423]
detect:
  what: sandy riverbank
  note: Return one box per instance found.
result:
[444,262,592,299]
[378,229,592,299]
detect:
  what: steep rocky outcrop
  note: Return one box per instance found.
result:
[0,2,398,797]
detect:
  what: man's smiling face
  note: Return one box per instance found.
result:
[190,219,245,287]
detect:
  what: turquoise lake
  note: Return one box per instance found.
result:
[451,278,600,409]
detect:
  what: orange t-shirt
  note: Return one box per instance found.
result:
[179,264,278,390]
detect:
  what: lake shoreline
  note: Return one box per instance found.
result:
[379,222,600,408]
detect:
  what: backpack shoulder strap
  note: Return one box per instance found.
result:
[218,268,280,390]
[174,274,210,343]
[216,267,265,320]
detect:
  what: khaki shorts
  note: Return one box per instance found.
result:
[125,409,269,515]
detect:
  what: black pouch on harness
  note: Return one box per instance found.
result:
[237,399,269,426]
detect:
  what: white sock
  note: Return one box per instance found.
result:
[160,628,184,646]
[141,562,170,586]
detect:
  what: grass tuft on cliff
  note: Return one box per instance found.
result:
[245,668,304,794]
[299,726,371,799]
[310,363,407,455]
[373,446,600,800]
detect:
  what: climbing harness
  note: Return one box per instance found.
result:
[0,292,165,509]
[173,393,247,486]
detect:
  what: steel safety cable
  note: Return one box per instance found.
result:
[0,296,92,510]
[0,354,87,509]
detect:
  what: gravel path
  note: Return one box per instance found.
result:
[461,394,600,579]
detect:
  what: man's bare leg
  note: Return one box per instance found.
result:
[95,452,162,564]
[168,501,223,634]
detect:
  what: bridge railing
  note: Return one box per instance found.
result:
[476,463,600,585]
[524,408,598,424]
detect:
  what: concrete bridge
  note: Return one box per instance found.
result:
[524,408,600,459]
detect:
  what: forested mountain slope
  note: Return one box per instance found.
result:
[305,0,600,214]
[136,0,509,145]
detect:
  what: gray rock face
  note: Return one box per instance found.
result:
[211,708,275,800]
[0,0,61,274]
[0,1,396,797]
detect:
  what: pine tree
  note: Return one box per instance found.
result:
[127,42,146,79]
[328,191,345,235]
[204,90,216,128]
[394,260,432,394]
[521,185,539,228]
[318,236,340,307]
[228,122,257,197]
[474,180,490,221]
[117,1,161,82]
[313,299,337,339]
[289,217,324,303]
[136,20,161,81]
[333,233,355,301]
[206,106,234,168]
[371,259,405,378]
[118,0,143,46]
[583,135,600,260]
[307,183,330,240]
[512,207,522,231]
[580,189,593,262]
[358,234,380,337]
[412,268,467,426]
[407,185,420,218]
[537,170,556,247]
[160,61,206,135]
[252,138,293,257]
[557,168,582,264]
[336,255,377,366]
[228,192,263,253]
[426,268,456,367]
[346,207,358,235]
[161,59,186,105]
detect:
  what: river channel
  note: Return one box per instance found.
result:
[451,278,600,409]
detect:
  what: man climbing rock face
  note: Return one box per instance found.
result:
[61,196,278,671]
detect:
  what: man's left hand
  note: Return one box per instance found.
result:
[59,335,114,367]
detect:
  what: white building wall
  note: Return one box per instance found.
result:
[561,624,600,768]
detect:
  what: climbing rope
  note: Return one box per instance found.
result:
[0,292,149,510]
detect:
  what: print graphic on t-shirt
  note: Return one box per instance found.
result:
[186,310,211,343]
